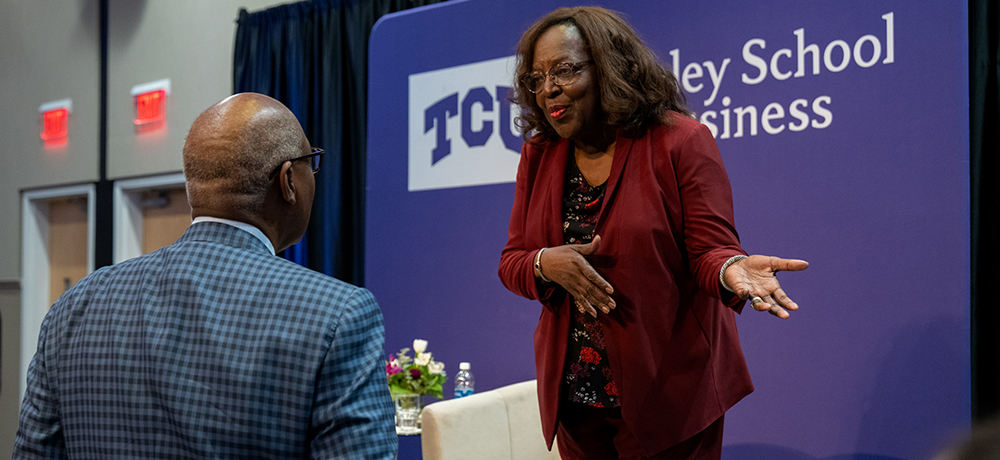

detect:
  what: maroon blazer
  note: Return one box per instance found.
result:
[499,113,753,454]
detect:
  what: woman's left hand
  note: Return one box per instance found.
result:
[723,255,809,319]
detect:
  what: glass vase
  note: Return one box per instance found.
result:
[394,393,422,435]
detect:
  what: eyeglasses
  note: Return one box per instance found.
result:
[268,147,324,181]
[519,61,592,94]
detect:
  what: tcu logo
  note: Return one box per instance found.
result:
[424,86,522,165]
[408,56,523,192]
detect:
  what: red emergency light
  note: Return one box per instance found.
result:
[41,108,68,140]
[130,79,170,126]
[134,89,166,125]
[39,99,71,141]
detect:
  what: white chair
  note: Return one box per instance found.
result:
[420,380,560,460]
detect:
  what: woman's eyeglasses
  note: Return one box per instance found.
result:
[268,147,324,181]
[520,61,592,94]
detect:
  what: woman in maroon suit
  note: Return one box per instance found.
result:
[498,7,809,460]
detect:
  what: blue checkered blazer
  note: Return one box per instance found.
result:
[14,222,397,459]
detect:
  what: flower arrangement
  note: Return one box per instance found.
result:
[387,339,447,399]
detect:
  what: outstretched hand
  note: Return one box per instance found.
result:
[538,235,616,318]
[723,255,809,319]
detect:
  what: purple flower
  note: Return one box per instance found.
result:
[386,359,402,375]
[409,368,422,380]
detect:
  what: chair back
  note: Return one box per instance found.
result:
[420,380,560,460]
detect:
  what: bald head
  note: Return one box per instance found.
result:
[183,93,308,216]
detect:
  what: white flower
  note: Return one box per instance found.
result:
[415,352,431,366]
[412,339,428,354]
[429,361,446,376]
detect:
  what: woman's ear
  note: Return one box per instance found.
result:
[278,161,297,204]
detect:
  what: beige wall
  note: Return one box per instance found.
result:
[107,0,281,180]
[0,0,287,456]
[0,282,23,459]
[0,1,102,279]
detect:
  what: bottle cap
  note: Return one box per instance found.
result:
[459,362,470,370]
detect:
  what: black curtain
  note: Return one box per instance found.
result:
[232,0,446,286]
[971,0,999,420]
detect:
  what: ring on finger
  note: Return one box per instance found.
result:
[575,300,586,313]
[750,296,764,305]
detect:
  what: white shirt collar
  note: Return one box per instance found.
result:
[191,216,276,255]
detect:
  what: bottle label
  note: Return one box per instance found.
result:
[455,388,474,398]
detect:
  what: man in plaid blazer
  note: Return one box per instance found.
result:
[13,93,397,459]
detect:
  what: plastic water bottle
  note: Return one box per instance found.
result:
[454,362,474,398]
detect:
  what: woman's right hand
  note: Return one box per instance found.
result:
[537,235,616,317]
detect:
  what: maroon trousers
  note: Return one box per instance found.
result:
[556,401,724,460]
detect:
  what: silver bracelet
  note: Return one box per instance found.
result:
[719,255,747,293]
[534,248,552,283]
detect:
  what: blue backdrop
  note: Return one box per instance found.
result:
[367,1,970,459]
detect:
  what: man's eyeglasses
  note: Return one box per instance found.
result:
[520,60,592,94]
[268,147,324,181]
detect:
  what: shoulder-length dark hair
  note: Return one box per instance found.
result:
[513,6,693,140]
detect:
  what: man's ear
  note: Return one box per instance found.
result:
[278,161,297,204]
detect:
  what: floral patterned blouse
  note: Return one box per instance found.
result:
[561,153,618,408]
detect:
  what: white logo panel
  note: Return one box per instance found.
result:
[408,56,523,192]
